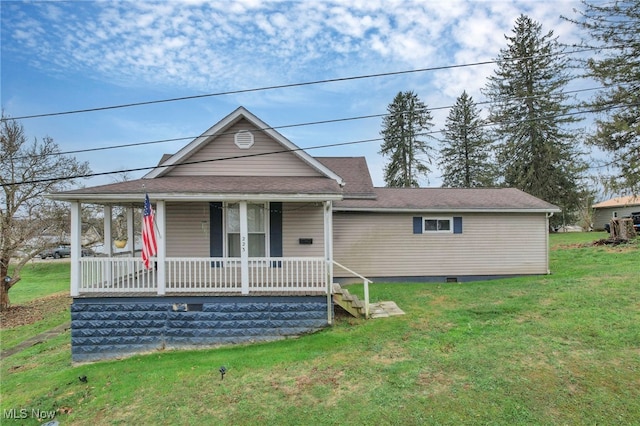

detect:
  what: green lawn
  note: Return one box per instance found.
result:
[1,232,639,425]
[8,261,70,304]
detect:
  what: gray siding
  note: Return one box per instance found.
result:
[283,203,325,257]
[166,202,211,257]
[166,119,322,177]
[593,206,640,231]
[165,202,325,258]
[333,212,549,279]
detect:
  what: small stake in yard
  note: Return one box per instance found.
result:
[219,366,227,380]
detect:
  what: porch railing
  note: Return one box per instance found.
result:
[247,257,326,292]
[166,258,241,293]
[80,256,157,293]
[78,256,327,295]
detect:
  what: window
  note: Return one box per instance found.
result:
[413,216,463,234]
[423,217,452,233]
[226,203,266,257]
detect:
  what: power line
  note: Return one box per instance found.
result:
[3,46,612,121]
[6,137,382,187]
[11,85,606,160]
[3,100,636,188]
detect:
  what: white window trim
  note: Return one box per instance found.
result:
[224,202,270,257]
[422,217,453,233]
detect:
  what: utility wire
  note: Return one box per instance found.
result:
[9,85,606,161]
[3,46,614,121]
[3,100,636,188]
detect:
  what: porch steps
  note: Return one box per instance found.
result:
[332,283,366,318]
[332,283,406,319]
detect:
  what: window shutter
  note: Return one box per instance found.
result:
[210,202,223,259]
[413,217,422,234]
[270,202,283,257]
[269,202,283,268]
[453,216,463,234]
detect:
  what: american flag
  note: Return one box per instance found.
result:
[141,194,157,269]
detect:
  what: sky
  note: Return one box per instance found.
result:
[1,0,596,189]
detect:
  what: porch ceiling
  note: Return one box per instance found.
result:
[48,176,344,204]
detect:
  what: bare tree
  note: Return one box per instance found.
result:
[0,114,90,311]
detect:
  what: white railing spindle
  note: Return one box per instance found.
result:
[79,257,326,295]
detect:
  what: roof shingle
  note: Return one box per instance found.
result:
[335,187,559,211]
[55,175,342,198]
[592,195,640,209]
[316,157,376,198]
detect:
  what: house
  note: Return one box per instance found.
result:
[50,107,560,362]
[592,195,640,231]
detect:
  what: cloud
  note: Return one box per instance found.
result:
[2,0,589,116]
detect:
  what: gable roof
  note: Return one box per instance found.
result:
[317,157,376,199]
[592,195,640,209]
[49,107,559,213]
[334,187,560,213]
[144,106,344,185]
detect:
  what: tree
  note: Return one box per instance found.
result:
[565,1,640,193]
[439,91,497,187]
[379,91,435,187]
[483,15,586,225]
[0,115,90,311]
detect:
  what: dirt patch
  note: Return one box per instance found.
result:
[553,239,639,252]
[0,292,71,329]
[551,242,587,250]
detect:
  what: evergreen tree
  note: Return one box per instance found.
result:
[379,91,435,187]
[439,91,496,187]
[483,14,586,221]
[565,0,640,193]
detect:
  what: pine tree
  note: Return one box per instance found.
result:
[565,0,640,193]
[439,91,496,187]
[483,14,586,221]
[379,91,435,187]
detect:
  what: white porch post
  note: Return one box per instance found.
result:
[126,207,135,256]
[103,205,113,257]
[103,205,113,289]
[70,201,82,297]
[156,200,166,295]
[239,201,249,294]
[324,200,333,324]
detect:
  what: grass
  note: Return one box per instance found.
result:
[1,262,71,348]
[8,261,70,304]
[1,232,639,425]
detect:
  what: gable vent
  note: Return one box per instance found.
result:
[234,130,254,149]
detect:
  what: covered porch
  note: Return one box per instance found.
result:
[64,194,338,299]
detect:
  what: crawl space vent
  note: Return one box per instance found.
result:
[234,130,254,149]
